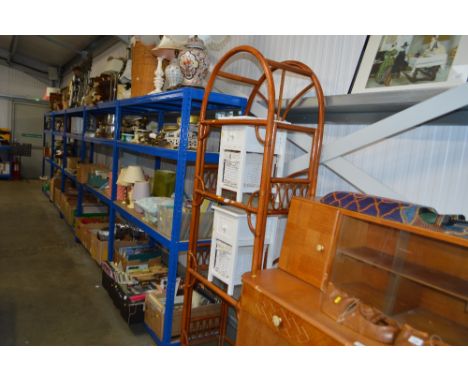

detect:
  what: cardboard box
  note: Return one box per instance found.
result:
[75,217,108,250]
[51,184,58,203]
[77,163,92,184]
[113,240,164,272]
[63,195,77,225]
[66,156,79,171]
[49,182,54,201]
[90,232,109,264]
[144,291,221,340]
[77,163,108,184]
[53,187,62,208]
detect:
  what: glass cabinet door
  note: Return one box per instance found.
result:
[327,215,468,345]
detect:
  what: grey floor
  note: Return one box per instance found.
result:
[0,180,153,345]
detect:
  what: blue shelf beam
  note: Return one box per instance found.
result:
[83,184,111,206]
[65,133,83,141]
[63,169,78,183]
[45,157,60,168]
[83,136,114,146]
[117,141,219,164]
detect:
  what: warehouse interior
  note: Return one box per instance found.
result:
[0,3,466,381]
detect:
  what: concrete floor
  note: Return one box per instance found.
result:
[0,180,153,345]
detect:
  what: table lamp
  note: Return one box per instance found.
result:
[120,165,145,208]
[116,167,129,202]
[151,36,184,93]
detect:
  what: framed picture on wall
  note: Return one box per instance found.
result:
[349,35,468,94]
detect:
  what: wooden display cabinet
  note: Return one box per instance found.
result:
[237,197,468,345]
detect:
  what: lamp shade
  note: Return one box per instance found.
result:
[152,36,184,60]
[117,167,129,186]
[122,165,145,184]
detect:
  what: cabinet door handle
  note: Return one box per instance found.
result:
[272,315,282,328]
[316,244,325,253]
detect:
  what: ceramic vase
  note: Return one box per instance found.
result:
[178,36,210,88]
[165,57,183,89]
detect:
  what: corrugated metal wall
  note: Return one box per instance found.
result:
[317,123,468,216]
[210,35,366,96]
[0,65,46,99]
[209,35,467,217]
[74,36,468,217]
[0,65,46,133]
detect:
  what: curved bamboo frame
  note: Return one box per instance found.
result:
[181,45,325,345]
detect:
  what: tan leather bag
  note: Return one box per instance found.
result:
[322,283,399,344]
[394,324,448,346]
[321,282,359,321]
[339,302,400,344]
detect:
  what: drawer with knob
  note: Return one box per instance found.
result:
[279,198,339,290]
[220,123,287,154]
[238,278,339,345]
[212,204,277,246]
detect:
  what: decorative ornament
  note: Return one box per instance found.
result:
[178,36,210,88]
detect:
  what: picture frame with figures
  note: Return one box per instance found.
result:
[350,35,468,94]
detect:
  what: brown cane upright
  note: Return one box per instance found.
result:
[181,45,325,345]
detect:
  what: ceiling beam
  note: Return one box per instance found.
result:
[0,59,49,84]
[115,36,131,44]
[38,36,84,55]
[0,47,50,73]
[0,46,50,84]
[60,36,120,80]
[7,36,19,65]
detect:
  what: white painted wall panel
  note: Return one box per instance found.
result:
[211,35,366,97]
[317,123,468,216]
[0,99,12,128]
[0,65,46,98]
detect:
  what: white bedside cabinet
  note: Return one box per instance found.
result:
[208,205,287,295]
[216,120,287,202]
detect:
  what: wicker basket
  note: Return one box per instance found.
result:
[131,41,156,97]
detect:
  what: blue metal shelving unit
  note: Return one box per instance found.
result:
[42,87,246,345]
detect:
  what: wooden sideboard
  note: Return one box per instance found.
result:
[237,197,468,345]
